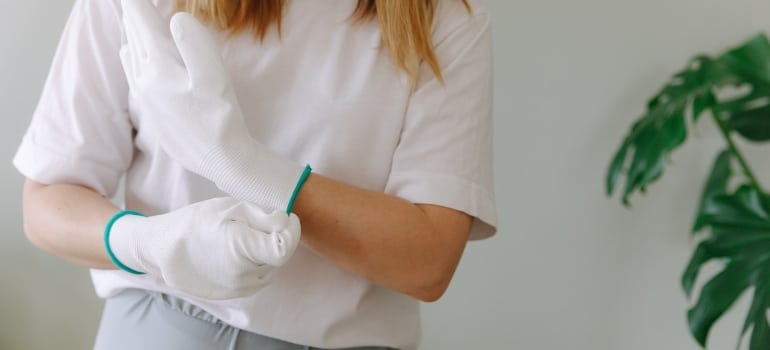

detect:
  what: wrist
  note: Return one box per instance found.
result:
[286,165,312,214]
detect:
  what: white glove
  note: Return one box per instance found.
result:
[119,0,310,214]
[106,197,301,300]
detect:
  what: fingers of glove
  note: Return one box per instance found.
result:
[121,0,179,66]
[118,45,132,81]
[119,45,140,89]
[271,213,302,265]
[170,12,229,91]
[221,204,301,266]
[220,201,289,232]
[120,0,145,64]
[121,0,154,62]
[250,212,301,267]
[224,214,300,267]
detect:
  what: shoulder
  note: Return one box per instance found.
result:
[65,0,178,50]
[71,0,121,19]
[433,0,490,43]
[73,0,176,21]
[436,0,489,18]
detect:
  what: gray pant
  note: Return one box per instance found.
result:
[93,289,396,350]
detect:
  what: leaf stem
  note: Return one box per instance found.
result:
[710,106,764,193]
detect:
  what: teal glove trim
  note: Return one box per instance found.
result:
[104,210,146,275]
[286,164,312,214]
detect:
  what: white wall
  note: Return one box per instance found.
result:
[1,1,105,350]
[420,1,770,349]
[3,0,770,349]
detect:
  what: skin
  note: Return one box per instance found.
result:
[23,172,472,302]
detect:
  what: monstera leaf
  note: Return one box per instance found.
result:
[606,54,723,205]
[721,34,770,143]
[607,34,770,204]
[607,33,770,349]
[683,150,770,349]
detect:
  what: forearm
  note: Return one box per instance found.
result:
[22,179,118,269]
[293,174,472,302]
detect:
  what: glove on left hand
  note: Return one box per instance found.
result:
[107,197,301,300]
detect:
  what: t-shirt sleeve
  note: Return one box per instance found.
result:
[383,7,497,240]
[13,0,133,198]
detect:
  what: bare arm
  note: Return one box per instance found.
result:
[22,174,473,302]
[293,174,472,302]
[22,179,118,270]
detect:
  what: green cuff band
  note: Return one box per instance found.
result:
[286,164,312,214]
[104,210,146,275]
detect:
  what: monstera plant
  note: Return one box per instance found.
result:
[607,33,770,349]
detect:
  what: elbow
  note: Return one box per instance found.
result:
[21,180,54,253]
[23,216,50,253]
[405,264,456,302]
[22,203,52,253]
[412,278,451,302]
[402,236,467,302]
[404,204,471,302]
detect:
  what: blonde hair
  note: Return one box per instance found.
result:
[175,0,471,83]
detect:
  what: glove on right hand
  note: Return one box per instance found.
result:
[119,0,309,214]
[107,197,301,300]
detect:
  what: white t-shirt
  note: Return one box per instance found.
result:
[13,0,496,348]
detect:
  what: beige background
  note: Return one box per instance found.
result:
[3,0,770,349]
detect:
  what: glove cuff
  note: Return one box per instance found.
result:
[286,165,313,214]
[104,210,146,275]
[200,140,311,214]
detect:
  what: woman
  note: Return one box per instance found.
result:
[14,0,496,348]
